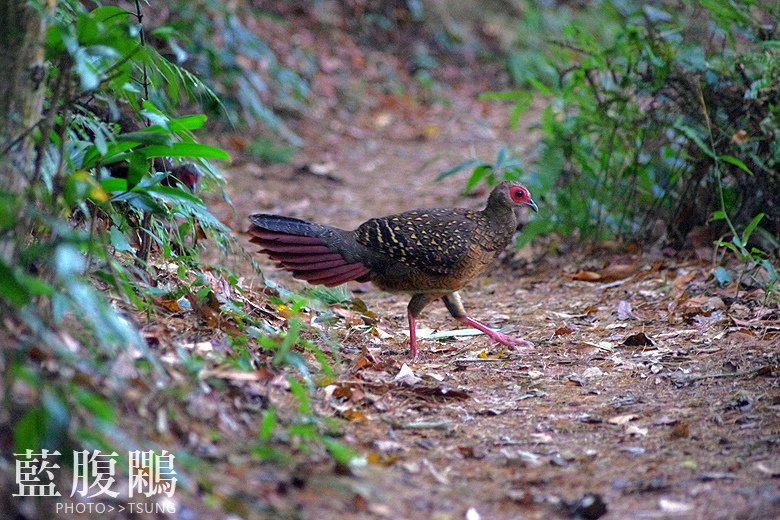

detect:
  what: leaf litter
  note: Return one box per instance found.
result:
[129,9,780,518]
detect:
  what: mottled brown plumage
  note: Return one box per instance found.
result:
[248,181,538,359]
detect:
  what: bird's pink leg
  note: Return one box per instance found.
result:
[407,309,419,360]
[457,316,534,349]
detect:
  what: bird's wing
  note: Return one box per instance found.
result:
[354,208,477,274]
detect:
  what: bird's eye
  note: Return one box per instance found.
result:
[511,188,525,201]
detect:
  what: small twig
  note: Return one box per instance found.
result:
[380,417,452,430]
[133,0,154,266]
[454,357,514,363]
[682,365,775,384]
[31,54,69,186]
[421,458,450,486]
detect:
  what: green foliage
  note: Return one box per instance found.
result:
[448,0,779,268]
[160,0,312,143]
[437,146,524,193]
[248,138,297,164]
[1,0,351,492]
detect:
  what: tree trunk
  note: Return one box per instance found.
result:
[0,1,53,263]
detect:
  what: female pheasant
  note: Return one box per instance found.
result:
[248,181,538,359]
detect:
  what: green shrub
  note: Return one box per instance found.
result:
[452,0,779,255]
[0,3,348,506]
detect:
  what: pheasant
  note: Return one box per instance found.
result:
[248,181,538,359]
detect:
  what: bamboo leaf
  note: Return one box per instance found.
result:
[719,154,753,175]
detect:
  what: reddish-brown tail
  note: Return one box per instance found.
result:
[248,214,370,287]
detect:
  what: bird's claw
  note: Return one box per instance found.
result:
[485,330,534,350]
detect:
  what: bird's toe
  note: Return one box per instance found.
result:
[494,333,534,350]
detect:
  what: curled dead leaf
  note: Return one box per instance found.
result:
[366,451,398,466]
[410,386,470,401]
[570,264,637,282]
[731,129,749,144]
[571,270,603,282]
[622,332,656,347]
[554,326,575,337]
[340,409,367,422]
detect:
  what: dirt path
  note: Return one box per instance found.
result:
[196,10,780,520]
[203,92,780,520]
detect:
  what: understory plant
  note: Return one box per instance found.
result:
[0,2,348,513]
[445,0,779,291]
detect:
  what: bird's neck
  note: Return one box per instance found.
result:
[481,200,518,234]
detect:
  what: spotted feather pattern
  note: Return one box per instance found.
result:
[355,208,481,274]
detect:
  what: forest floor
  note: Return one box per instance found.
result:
[165,5,777,520]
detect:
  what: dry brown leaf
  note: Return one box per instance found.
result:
[554,326,575,337]
[157,297,183,313]
[570,270,603,281]
[410,386,469,401]
[670,423,690,439]
[340,409,367,422]
[570,264,637,282]
[599,264,638,281]
[622,332,656,347]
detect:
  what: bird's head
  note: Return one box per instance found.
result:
[491,181,538,213]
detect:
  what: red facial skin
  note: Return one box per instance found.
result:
[509,185,538,212]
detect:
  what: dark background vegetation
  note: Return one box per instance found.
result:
[1,0,777,517]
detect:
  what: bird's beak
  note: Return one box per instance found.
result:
[527,199,539,213]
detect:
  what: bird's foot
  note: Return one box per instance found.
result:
[458,316,534,351]
[486,330,535,351]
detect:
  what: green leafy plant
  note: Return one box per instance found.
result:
[437,145,525,193]
[159,0,312,143]
[1,4,350,510]
[447,0,779,265]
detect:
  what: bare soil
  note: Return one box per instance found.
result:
[165,6,780,519]
[2,5,778,520]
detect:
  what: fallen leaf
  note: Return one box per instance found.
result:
[554,326,575,336]
[371,326,393,339]
[625,425,648,436]
[731,129,749,144]
[157,297,183,313]
[530,433,553,444]
[583,341,615,351]
[340,409,367,422]
[410,386,470,401]
[571,270,603,281]
[659,499,693,513]
[599,264,638,281]
[582,366,604,379]
[331,384,354,400]
[394,363,422,385]
[366,451,397,466]
[622,332,656,347]
[616,300,636,321]
[181,341,214,353]
[374,440,405,453]
[608,414,638,425]
[570,265,637,282]
[755,461,780,477]
[670,423,690,439]
[465,507,481,520]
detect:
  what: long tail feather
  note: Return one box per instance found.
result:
[248,214,371,287]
